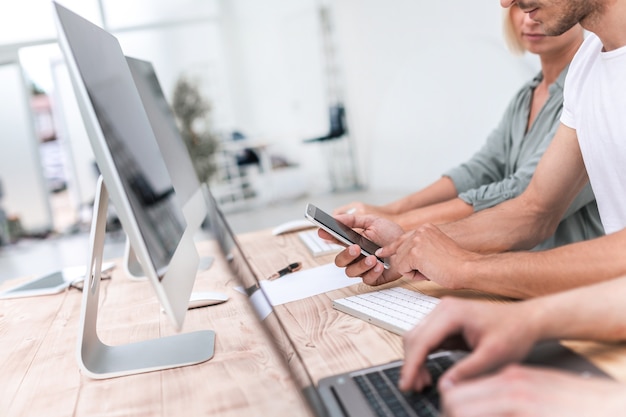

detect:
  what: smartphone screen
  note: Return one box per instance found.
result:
[305,203,389,268]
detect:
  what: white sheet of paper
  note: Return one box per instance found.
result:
[260,262,361,306]
[233,263,361,319]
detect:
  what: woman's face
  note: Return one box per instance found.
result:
[509,4,583,56]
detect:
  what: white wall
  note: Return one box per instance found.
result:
[221,0,540,195]
[333,1,539,192]
[219,0,333,193]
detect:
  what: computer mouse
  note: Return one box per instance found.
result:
[188,291,229,309]
[272,219,315,235]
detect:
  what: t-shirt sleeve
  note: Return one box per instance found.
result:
[560,34,599,130]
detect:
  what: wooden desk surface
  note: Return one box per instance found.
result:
[2,229,626,416]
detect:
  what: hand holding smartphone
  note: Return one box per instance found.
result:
[304,203,389,269]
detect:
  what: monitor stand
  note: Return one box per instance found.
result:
[77,177,215,379]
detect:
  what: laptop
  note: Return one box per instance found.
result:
[205,191,611,416]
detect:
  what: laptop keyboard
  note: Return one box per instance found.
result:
[353,354,454,417]
[298,229,344,256]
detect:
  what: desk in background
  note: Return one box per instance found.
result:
[2,229,626,416]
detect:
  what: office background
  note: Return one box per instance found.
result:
[0,0,539,239]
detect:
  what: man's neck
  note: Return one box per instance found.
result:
[583,2,626,51]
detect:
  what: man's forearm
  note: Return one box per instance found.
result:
[524,272,626,342]
[440,197,561,253]
[461,230,626,299]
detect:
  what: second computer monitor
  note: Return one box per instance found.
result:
[126,56,220,274]
[126,56,204,222]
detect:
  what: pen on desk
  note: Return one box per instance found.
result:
[268,262,302,280]
[244,262,302,295]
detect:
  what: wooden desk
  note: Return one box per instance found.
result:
[2,229,626,416]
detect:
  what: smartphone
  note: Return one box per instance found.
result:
[304,203,389,269]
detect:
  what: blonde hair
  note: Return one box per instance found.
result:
[503,7,526,55]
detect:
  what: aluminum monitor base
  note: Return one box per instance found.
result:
[77,177,215,379]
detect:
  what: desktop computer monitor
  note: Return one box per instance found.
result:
[125,56,203,223]
[125,56,217,274]
[53,2,216,378]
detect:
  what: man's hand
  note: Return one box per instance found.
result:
[439,365,626,417]
[400,298,539,392]
[320,214,404,286]
[378,223,480,289]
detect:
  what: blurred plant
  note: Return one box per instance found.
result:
[171,75,219,183]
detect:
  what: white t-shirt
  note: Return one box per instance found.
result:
[561,34,626,234]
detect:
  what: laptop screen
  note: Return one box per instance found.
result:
[204,189,329,416]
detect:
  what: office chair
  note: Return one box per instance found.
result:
[303,104,347,143]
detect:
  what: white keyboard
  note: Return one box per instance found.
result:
[332,287,440,335]
[298,229,343,256]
